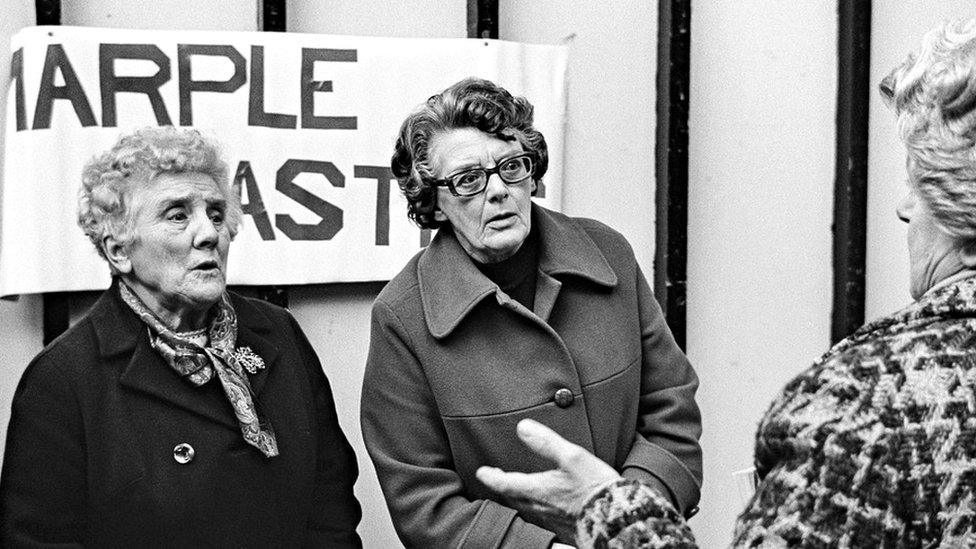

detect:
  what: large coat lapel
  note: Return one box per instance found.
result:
[230,294,281,397]
[418,203,618,337]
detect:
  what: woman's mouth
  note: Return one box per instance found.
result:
[192,260,220,271]
[486,212,516,227]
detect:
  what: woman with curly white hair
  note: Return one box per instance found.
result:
[477,18,976,548]
[0,126,362,547]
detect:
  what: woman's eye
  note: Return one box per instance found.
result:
[210,211,225,224]
[455,172,483,187]
[500,159,521,172]
[167,210,187,222]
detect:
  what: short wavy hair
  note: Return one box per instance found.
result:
[77,126,241,271]
[881,18,976,239]
[391,77,549,229]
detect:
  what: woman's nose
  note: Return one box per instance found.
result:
[484,173,509,201]
[193,214,220,248]
[896,191,915,224]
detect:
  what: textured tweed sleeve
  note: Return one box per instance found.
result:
[575,479,697,548]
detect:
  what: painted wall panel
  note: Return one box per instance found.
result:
[687,2,836,545]
[499,0,658,273]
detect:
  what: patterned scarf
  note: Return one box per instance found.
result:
[119,282,279,458]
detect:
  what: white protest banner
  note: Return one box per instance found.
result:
[1,26,568,296]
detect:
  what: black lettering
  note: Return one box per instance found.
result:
[178,44,246,126]
[275,159,344,240]
[99,43,172,127]
[234,161,275,240]
[11,47,26,131]
[300,48,357,130]
[248,46,296,128]
[353,165,395,245]
[32,44,97,130]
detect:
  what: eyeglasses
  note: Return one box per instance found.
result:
[433,153,535,197]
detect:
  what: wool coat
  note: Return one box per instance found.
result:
[361,204,702,548]
[0,283,362,548]
[732,273,976,547]
[570,274,976,548]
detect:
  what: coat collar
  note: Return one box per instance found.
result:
[837,271,976,354]
[89,280,280,426]
[417,203,617,339]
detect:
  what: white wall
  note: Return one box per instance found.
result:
[499,0,658,271]
[687,2,836,546]
[866,1,976,321]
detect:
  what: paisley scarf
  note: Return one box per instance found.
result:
[119,282,279,458]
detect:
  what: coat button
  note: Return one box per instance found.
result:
[173,443,195,464]
[553,388,574,408]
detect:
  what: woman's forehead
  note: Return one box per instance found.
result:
[148,172,223,200]
[429,128,523,172]
[131,172,225,213]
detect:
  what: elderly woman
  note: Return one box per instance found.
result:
[360,77,702,547]
[478,19,976,549]
[0,127,362,547]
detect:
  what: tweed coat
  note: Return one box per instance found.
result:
[361,204,702,548]
[0,282,362,548]
[568,274,976,548]
[732,273,976,547]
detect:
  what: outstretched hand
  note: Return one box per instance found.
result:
[476,419,622,543]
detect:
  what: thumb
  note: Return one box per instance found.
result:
[516,418,582,468]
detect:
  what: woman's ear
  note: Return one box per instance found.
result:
[102,235,133,274]
[433,208,447,223]
[960,240,976,269]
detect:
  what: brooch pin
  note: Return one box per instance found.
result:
[234,346,266,374]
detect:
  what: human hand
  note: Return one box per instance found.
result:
[475,419,622,543]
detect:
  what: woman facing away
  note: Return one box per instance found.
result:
[478,18,976,549]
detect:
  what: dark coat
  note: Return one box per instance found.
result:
[0,283,362,548]
[361,204,702,548]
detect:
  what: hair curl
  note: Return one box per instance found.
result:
[881,18,976,239]
[77,126,241,271]
[391,77,549,229]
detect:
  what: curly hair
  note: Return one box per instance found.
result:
[77,126,241,271]
[880,18,976,239]
[391,77,549,229]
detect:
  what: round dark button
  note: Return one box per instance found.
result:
[553,388,574,408]
[173,443,195,464]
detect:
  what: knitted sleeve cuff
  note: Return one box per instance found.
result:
[575,479,697,548]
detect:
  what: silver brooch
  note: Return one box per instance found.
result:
[234,346,266,374]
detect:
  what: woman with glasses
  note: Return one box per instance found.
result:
[360,77,702,547]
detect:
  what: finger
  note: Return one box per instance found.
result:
[476,466,545,498]
[516,419,587,469]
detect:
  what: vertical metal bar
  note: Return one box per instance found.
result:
[467,0,499,39]
[257,0,289,307]
[35,0,60,25]
[42,293,70,345]
[654,0,691,350]
[36,0,69,345]
[260,0,286,32]
[832,2,871,343]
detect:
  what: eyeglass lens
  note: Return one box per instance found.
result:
[451,155,533,196]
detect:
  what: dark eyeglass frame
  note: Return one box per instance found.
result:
[432,153,535,197]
